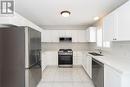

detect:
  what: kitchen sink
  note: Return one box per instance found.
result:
[88,52,103,56]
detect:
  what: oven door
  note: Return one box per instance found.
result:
[58,55,73,65]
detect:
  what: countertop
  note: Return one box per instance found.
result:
[88,53,130,75]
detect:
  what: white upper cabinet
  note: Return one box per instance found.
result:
[65,30,73,37]
[103,11,117,41]
[42,30,52,42]
[116,1,130,41]
[86,27,97,42]
[77,30,87,42]
[41,30,87,42]
[42,30,59,42]
[72,30,78,42]
[51,30,59,42]
[103,1,130,41]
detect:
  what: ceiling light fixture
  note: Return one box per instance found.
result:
[94,17,99,21]
[61,11,71,17]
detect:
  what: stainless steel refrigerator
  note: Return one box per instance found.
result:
[0,26,42,87]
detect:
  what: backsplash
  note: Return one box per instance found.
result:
[88,41,130,58]
[41,41,130,58]
[42,42,89,51]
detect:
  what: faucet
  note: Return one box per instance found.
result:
[95,49,102,55]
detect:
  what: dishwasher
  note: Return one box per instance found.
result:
[92,58,104,87]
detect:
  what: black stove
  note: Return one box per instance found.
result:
[58,49,73,67]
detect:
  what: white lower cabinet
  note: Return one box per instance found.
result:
[73,56,82,65]
[73,51,83,65]
[42,51,58,66]
[86,56,92,78]
[42,51,84,66]
[82,54,87,71]
[104,65,122,87]
[82,54,92,78]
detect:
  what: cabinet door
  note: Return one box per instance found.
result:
[103,1,130,41]
[103,11,116,41]
[42,52,58,65]
[104,65,122,87]
[58,30,65,37]
[116,1,130,41]
[73,51,83,65]
[86,56,92,78]
[72,31,78,42]
[90,27,97,42]
[82,55,92,78]
[65,30,72,37]
[86,29,90,42]
[51,30,59,42]
[42,30,52,42]
[77,30,87,42]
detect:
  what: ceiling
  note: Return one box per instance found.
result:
[15,0,128,28]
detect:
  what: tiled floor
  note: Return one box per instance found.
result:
[37,66,95,87]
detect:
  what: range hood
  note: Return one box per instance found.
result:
[59,37,72,42]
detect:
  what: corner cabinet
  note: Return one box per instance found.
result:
[103,1,130,41]
[86,27,97,42]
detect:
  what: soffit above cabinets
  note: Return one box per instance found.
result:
[15,0,128,28]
